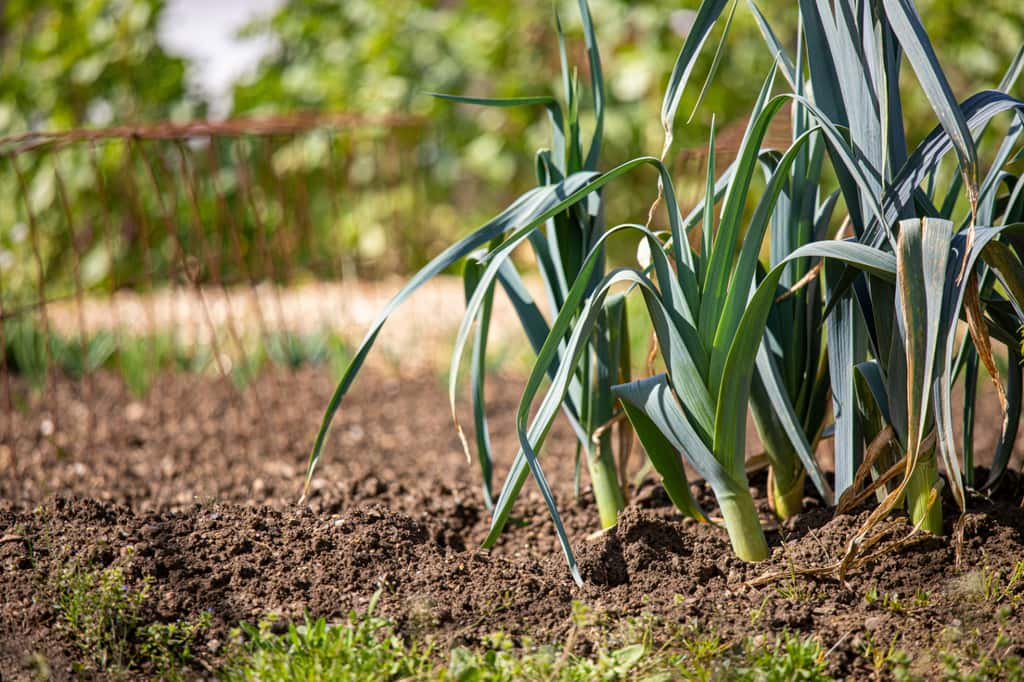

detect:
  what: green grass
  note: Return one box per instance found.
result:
[222,613,433,681]
[939,645,1023,682]
[220,597,834,682]
[222,623,834,682]
[3,318,116,388]
[865,586,931,614]
[2,315,546,397]
[140,615,214,681]
[733,632,831,682]
[53,562,151,673]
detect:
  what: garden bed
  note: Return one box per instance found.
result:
[2,368,1023,679]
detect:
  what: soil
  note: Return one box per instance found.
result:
[2,367,1023,680]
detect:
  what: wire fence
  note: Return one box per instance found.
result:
[0,112,439,447]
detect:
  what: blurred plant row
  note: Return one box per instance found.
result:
[2,315,354,398]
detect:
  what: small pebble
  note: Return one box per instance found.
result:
[864,615,885,631]
[125,403,145,421]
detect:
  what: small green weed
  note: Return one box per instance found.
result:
[939,631,1023,681]
[218,597,838,682]
[221,592,433,681]
[3,316,355,397]
[3,318,115,387]
[773,563,812,603]
[53,560,209,678]
[140,611,213,681]
[860,634,911,681]
[732,632,832,682]
[445,631,649,681]
[54,562,151,673]
[961,558,1024,606]
[444,628,832,682]
[664,629,729,681]
[865,586,930,613]
[748,595,770,625]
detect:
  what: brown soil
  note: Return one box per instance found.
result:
[1,368,1023,680]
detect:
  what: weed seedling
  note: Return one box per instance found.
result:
[53,560,209,678]
[940,631,1023,681]
[54,563,151,673]
[749,595,770,625]
[139,611,212,681]
[222,590,434,681]
[860,634,909,681]
[774,561,812,603]
[963,558,1024,606]
[735,632,831,682]
[864,586,928,614]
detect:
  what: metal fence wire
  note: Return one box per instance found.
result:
[0,113,431,450]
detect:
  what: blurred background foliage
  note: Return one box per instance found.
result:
[0,0,1021,303]
[0,0,200,132]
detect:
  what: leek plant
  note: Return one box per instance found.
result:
[483,57,866,568]
[495,119,897,571]
[744,11,842,520]
[438,4,630,525]
[468,1,825,572]
[747,0,1024,536]
[305,0,1024,582]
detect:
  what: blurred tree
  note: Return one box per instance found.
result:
[0,0,200,133]
[919,0,1024,96]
